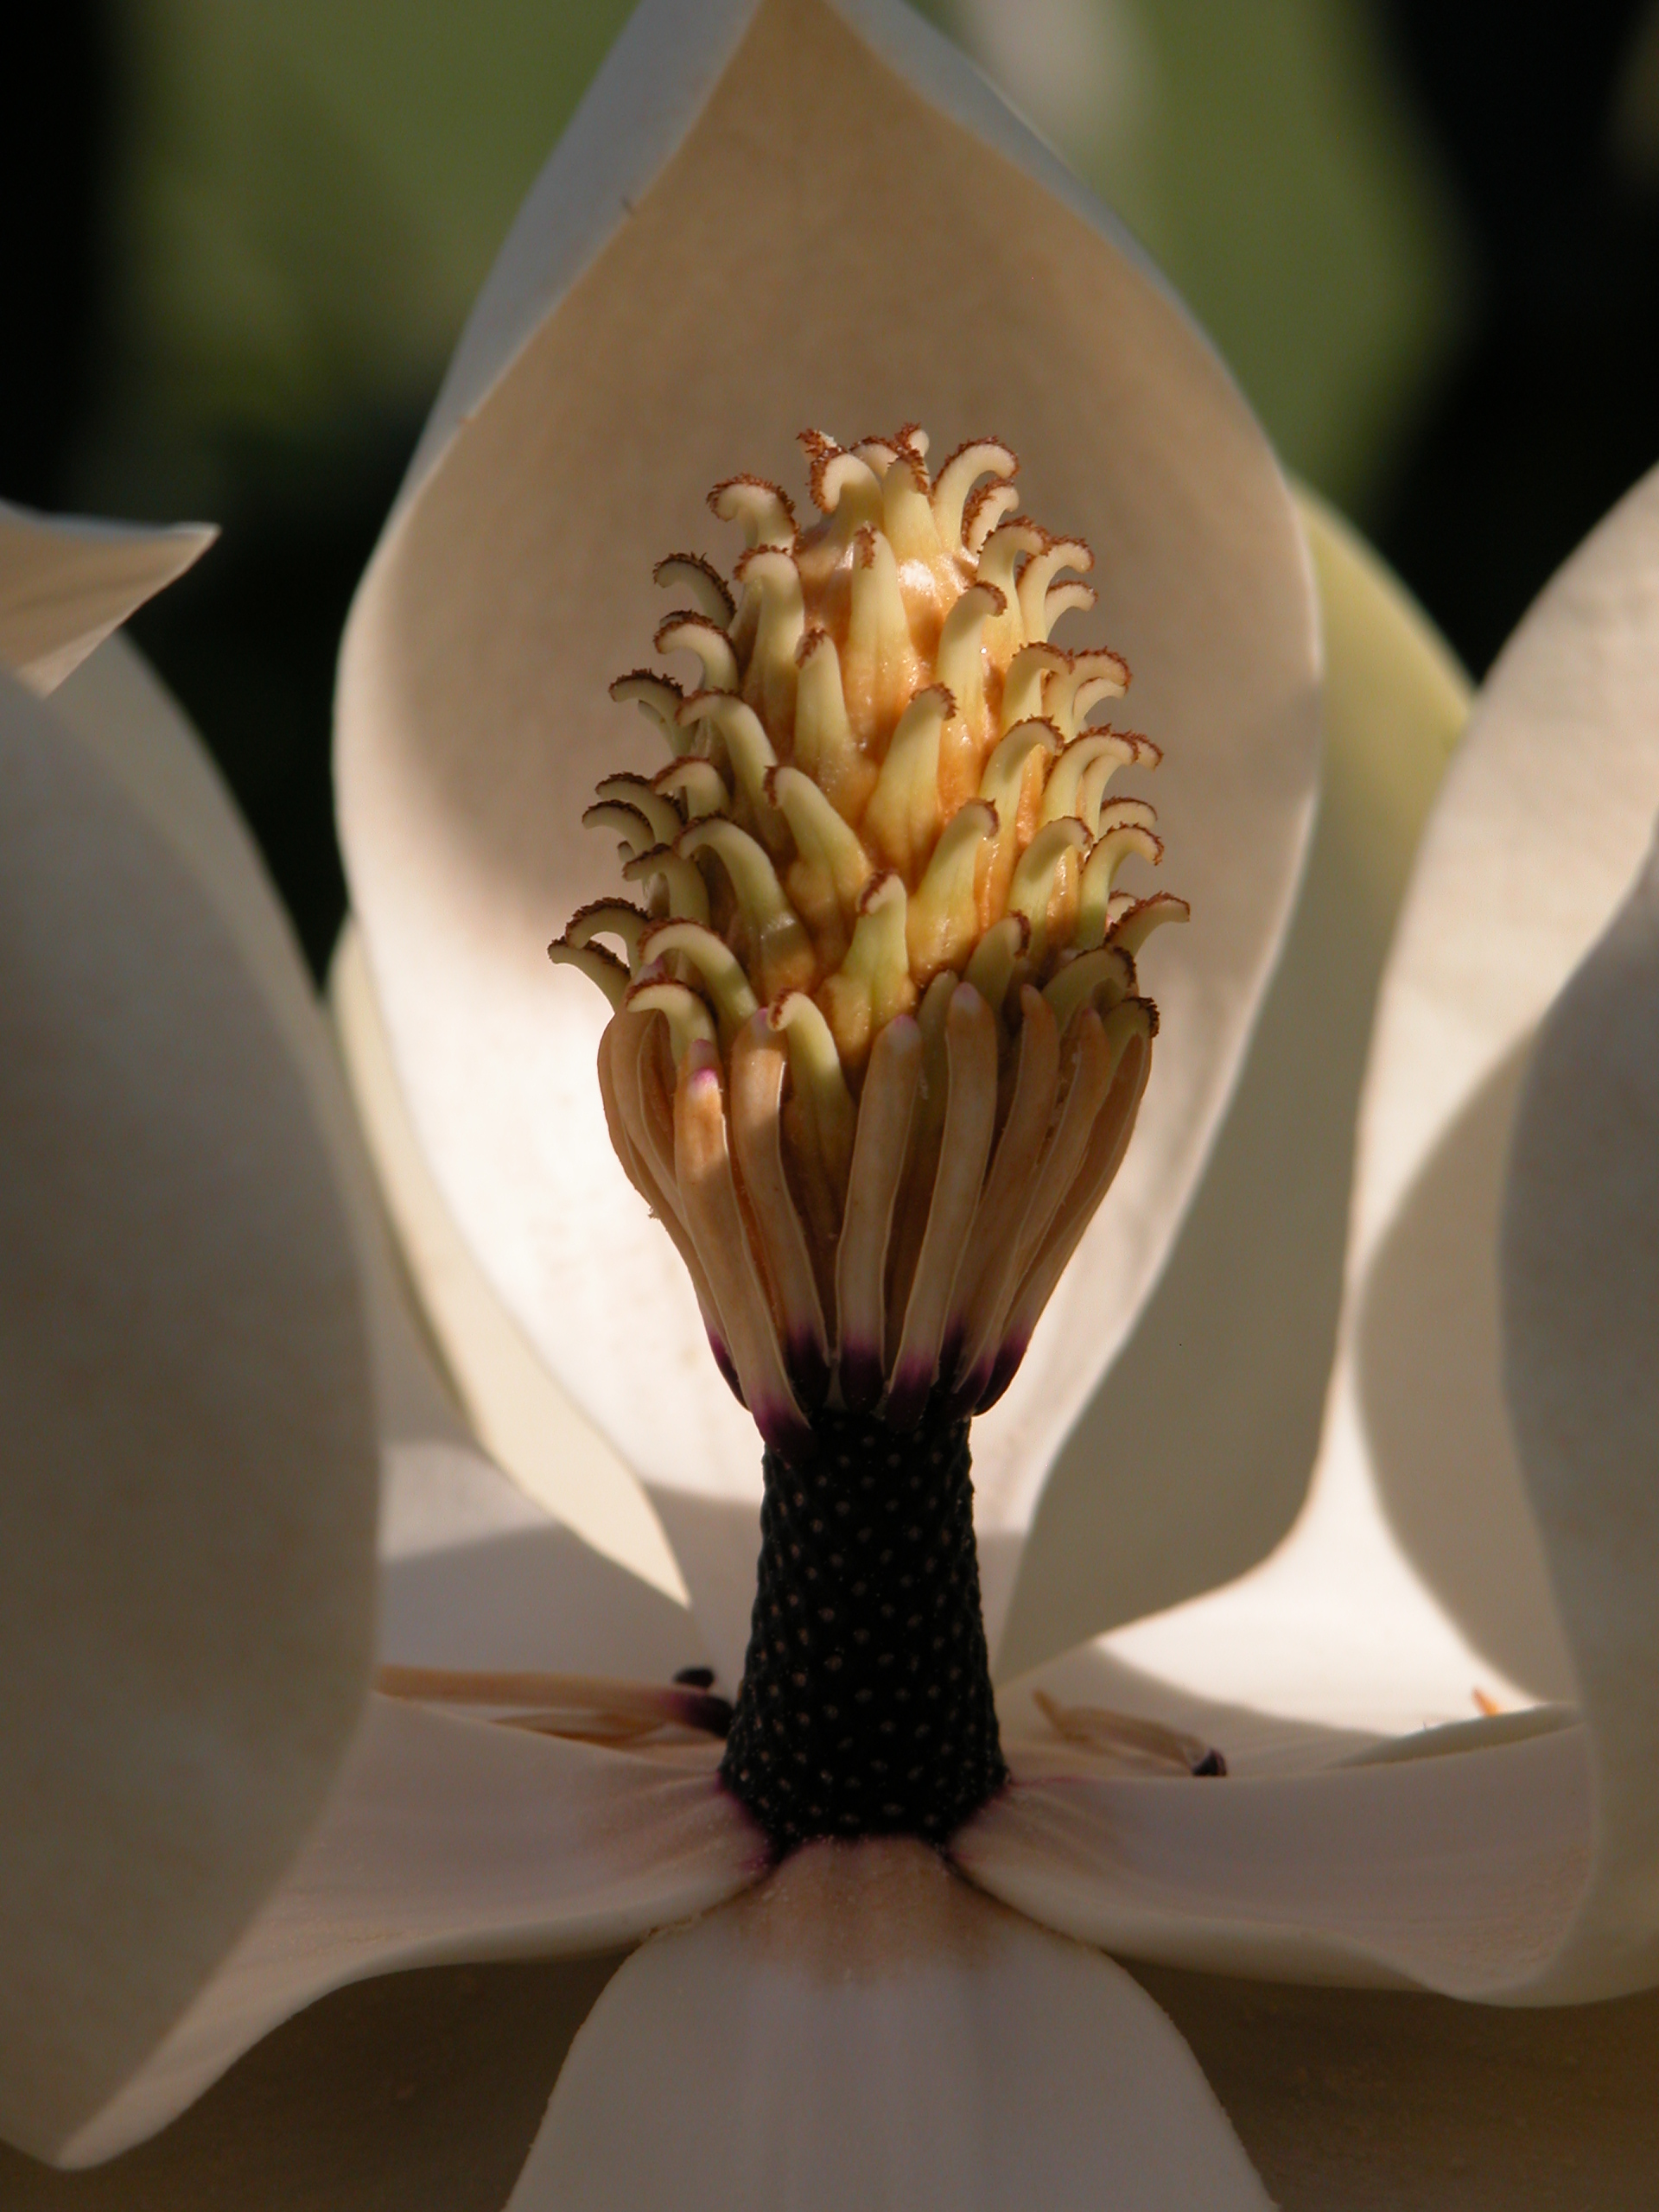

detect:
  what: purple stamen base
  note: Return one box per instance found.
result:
[720,1398,1007,1855]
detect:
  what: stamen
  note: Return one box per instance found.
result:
[769,992,858,1202]
[793,627,870,821]
[654,757,729,821]
[1032,1688,1226,1779]
[770,764,874,957]
[907,798,997,983]
[677,690,778,817]
[948,988,1060,1400]
[933,582,1005,738]
[834,1013,922,1410]
[931,437,1018,552]
[1077,815,1163,948]
[1042,943,1134,1037]
[863,683,953,880]
[709,475,797,550]
[376,1663,734,1745]
[999,641,1068,734]
[1109,891,1191,955]
[817,871,916,1068]
[730,1018,831,1407]
[582,797,658,859]
[547,936,628,1008]
[987,1003,1154,1407]
[1016,535,1093,642]
[675,1039,805,1449]
[888,983,999,1427]
[1008,814,1090,963]
[963,912,1028,1016]
[626,976,717,1063]
[610,669,688,756]
[734,546,805,735]
[593,772,684,847]
[639,918,759,1035]
[655,611,740,693]
[565,897,652,966]
[846,524,918,728]
[679,817,815,999]
[1041,734,1141,827]
[620,842,711,925]
[653,552,735,626]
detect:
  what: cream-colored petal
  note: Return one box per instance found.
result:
[58,1698,764,2167]
[510,1836,1271,2210]
[955,1723,1592,1999]
[0,673,378,2164]
[1000,489,1469,1675]
[338,0,1319,1668]
[378,1438,707,1681]
[0,501,213,695]
[1500,831,1659,1999]
[53,636,469,1460]
[1103,467,1659,1748]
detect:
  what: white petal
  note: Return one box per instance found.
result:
[955,1723,1592,1998]
[333,922,690,1610]
[1105,468,1659,1742]
[510,1836,1271,2210]
[0,501,213,695]
[1000,488,1470,1675]
[59,1698,764,2167]
[378,1439,707,1681]
[54,636,473,1459]
[337,0,1319,1669]
[0,673,378,2163]
[1500,830,1659,1999]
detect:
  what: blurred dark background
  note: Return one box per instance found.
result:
[7,0,1658,974]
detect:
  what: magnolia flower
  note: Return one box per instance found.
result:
[5,3,1659,2208]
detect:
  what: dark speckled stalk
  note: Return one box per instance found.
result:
[720,1398,1006,1854]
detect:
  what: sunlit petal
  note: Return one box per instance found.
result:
[511,1836,1272,2209]
[337,0,1319,1669]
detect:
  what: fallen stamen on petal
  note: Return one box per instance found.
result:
[374,1663,735,1745]
[1029,1688,1227,1778]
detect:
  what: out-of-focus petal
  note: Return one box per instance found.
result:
[1000,488,1468,1675]
[0,672,378,2163]
[336,0,1319,1671]
[957,1723,1590,1996]
[58,1699,765,2167]
[510,1835,1272,2210]
[332,923,689,1609]
[1501,830,1659,1999]
[0,502,213,696]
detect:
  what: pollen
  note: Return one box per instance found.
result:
[550,427,1185,1446]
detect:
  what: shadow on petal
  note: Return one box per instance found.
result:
[1355,1041,1575,1701]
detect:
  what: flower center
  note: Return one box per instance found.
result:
[549,426,1193,1850]
[721,1396,1004,1853]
